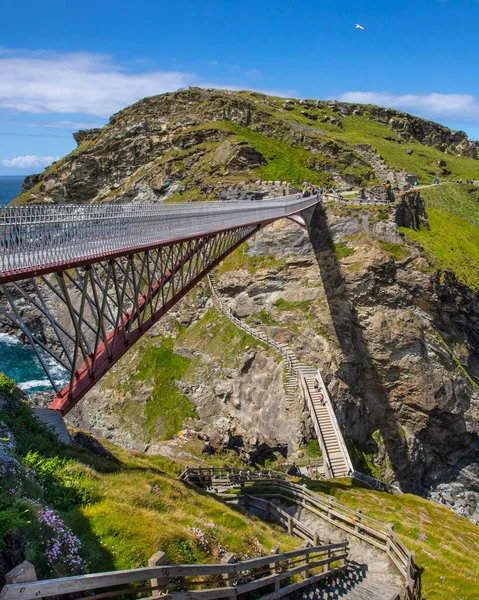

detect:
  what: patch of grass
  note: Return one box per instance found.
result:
[421,183,479,226]
[249,310,276,326]
[218,242,286,275]
[302,440,322,458]
[378,240,409,260]
[401,187,479,290]
[306,478,479,600]
[0,373,16,398]
[274,298,314,311]
[120,338,198,441]
[332,242,355,259]
[218,122,334,185]
[277,109,479,185]
[178,308,266,368]
[165,187,216,203]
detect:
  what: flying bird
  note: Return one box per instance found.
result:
[355,24,364,30]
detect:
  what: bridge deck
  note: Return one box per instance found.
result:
[0,195,317,283]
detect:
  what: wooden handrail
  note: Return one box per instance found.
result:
[185,472,420,599]
[0,541,348,600]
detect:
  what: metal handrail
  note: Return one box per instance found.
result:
[0,195,318,278]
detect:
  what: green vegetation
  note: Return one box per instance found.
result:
[306,479,479,600]
[260,98,479,184]
[0,388,298,579]
[378,240,410,260]
[222,123,332,185]
[178,307,267,367]
[274,298,314,311]
[302,439,322,458]
[347,435,390,481]
[332,241,355,259]
[165,187,216,203]
[0,373,16,398]
[119,338,197,440]
[401,184,479,290]
[421,182,479,226]
[218,242,286,275]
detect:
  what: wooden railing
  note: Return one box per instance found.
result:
[0,541,348,600]
[1,469,349,600]
[182,469,420,599]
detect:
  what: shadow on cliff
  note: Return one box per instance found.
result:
[308,203,413,489]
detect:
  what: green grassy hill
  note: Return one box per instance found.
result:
[12,88,479,206]
[0,381,297,580]
[401,183,479,291]
[307,479,479,600]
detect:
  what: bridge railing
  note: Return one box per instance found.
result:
[0,196,318,278]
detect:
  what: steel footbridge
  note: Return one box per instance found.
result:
[0,195,318,414]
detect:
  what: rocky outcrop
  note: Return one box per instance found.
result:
[21,173,42,193]
[73,128,102,146]
[18,88,478,208]
[395,191,429,230]
[328,101,477,158]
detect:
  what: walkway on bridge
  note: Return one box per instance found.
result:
[0,195,318,412]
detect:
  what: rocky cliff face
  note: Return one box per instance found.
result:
[14,89,477,207]
[26,193,475,523]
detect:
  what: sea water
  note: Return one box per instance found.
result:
[0,176,66,394]
[0,333,68,394]
[0,175,24,206]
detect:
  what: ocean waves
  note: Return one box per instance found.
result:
[0,332,68,395]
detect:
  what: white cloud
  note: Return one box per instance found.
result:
[1,155,60,168]
[0,49,288,118]
[0,50,194,117]
[337,91,479,126]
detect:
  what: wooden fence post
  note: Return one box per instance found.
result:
[287,516,294,535]
[270,546,280,591]
[325,539,332,573]
[148,551,168,597]
[301,541,310,580]
[314,534,321,547]
[5,561,37,584]
[355,509,362,533]
[265,500,271,520]
[221,552,236,588]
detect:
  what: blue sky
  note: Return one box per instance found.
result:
[2,0,479,175]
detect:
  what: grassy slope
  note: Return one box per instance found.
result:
[306,479,479,600]
[247,95,479,185]
[100,306,269,443]
[0,383,298,580]
[401,183,479,290]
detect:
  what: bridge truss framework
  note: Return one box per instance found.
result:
[0,197,317,413]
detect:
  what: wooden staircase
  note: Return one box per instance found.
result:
[207,274,353,479]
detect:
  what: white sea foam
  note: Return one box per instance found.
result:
[18,379,52,391]
[0,332,21,346]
